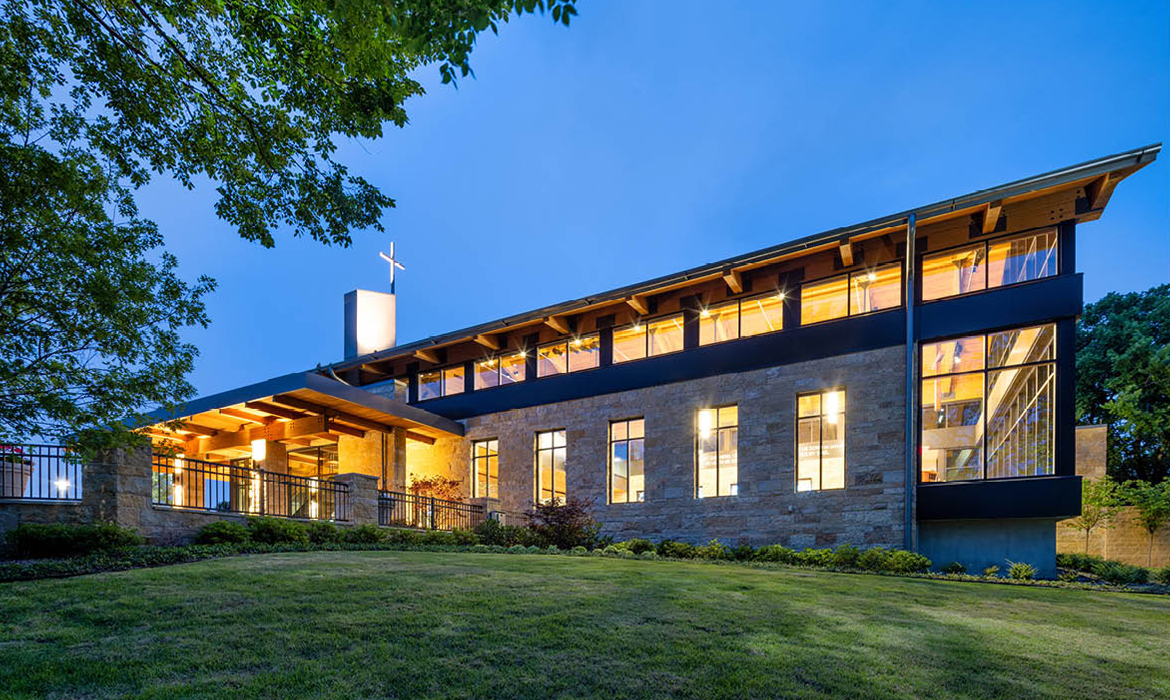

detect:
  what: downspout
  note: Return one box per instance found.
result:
[903,213,917,551]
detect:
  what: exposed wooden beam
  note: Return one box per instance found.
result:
[147,428,186,443]
[406,432,436,445]
[543,315,569,334]
[1085,173,1113,210]
[175,422,218,437]
[327,421,365,438]
[473,334,501,351]
[982,200,1003,234]
[245,400,307,421]
[186,414,336,454]
[839,241,854,267]
[414,348,440,364]
[722,268,743,294]
[219,407,274,424]
[625,295,649,316]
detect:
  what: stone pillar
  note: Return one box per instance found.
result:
[337,431,385,483]
[256,440,289,516]
[84,445,152,531]
[334,472,379,525]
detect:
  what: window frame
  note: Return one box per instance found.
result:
[800,261,903,326]
[533,428,567,503]
[698,290,786,347]
[417,365,466,401]
[918,227,1059,304]
[536,332,601,378]
[694,404,739,499]
[918,324,1058,484]
[473,351,528,390]
[794,388,847,492]
[608,417,646,504]
[471,438,499,499]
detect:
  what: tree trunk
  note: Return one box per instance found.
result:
[1084,528,1091,554]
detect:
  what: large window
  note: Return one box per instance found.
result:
[802,263,902,325]
[474,352,527,390]
[796,390,845,491]
[920,324,1056,482]
[535,429,566,503]
[472,439,499,499]
[696,405,737,498]
[609,418,645,503]
[699,292,785,346]
[537,333,599,377]
[418,365,465,400]
[921,229,1057,302]
[612,313,685,363]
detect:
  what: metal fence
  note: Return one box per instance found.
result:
[378,491,485,531]
[0,444,82,501]
[152,454,350,521]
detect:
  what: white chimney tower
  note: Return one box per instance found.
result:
[343,242,404,359]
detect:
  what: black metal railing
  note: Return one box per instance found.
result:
[0,444,82,501]
[152,454,350,521]
[378,491,485,531]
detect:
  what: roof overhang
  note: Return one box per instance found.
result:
[141,372,463,456]
[324,143,1160,376]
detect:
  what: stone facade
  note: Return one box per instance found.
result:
[433,346,907,547]
[1055,425,1169,567]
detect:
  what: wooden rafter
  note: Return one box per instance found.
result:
[625,295,649,315]
[839,241,854,267]
[722,267,743,294]
[473,334,501,351]
[244,400,306,421]
[1085,173,1114,210]
[982,200,1003,234]
[414,348,440,364]
[219,407,273,424]
[175,422,218,437]
[269,393,436,445]
[543,315,569,334]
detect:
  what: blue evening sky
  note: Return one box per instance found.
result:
[139,0,1169,398]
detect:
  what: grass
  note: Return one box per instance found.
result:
[1,551,1167,699]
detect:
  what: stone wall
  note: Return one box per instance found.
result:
[427,346,908,547]
[1055,425,1169,568]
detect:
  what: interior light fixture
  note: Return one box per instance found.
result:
[867,271,877,282]
[54,478,70,494]
[251,439,266,463]
[825,391,840,424]
[775,291,786,300]
[700,308,711,318]
[698,409,713,439]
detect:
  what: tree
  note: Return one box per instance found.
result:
[1065,476,1122,554]
[0,1,577,448]
[1123,480,1170,567]
[1076,285,1170,483]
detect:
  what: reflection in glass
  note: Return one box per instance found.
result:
[568,333,600,372]
[499,352,526,384]
[740,292,785,337]
[418,370,441,400]
[537,342,568,377]
[987,229,1057,289]
[648,314,685,356]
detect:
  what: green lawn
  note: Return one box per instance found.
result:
[1,552,1167,699]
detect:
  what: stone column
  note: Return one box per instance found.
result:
[84,445,152,531]
[391,427,407,491]
[333,472,379,526]
[256,440,288,516]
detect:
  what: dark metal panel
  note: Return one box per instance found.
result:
[917,476,1082,520]
[916,273,1084,341]
[415,309,906,420]
[1056,318,1077,477]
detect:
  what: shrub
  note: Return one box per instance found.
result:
[1153,565,1170,585]
[658,540,697,559]
[570,545,588,556]
[194,521,249,545]
[1091,560,1149,585]
[420,531,458,546]
[887,550,931,574]
[470,544,492,554]
[832,544,860,569]
[857,547,891,571]
[472,518,535,547]
[342,524,384,544]
[305,521,340,544]
[753,544,796,564]
[697,539,732,560]
[245,517,308,545]
[451,528,479,546]
[982,565,1000,577]
[507,544,527,554]
[639,551,658,560]
[620,538,655,555]
[1056,552,1104,573]
[5,522,144,558]
[526,497,602,550]
[1058,569,1080,582]
[1007,561,1037,580]
[942,561,967,575]
[732,544,755,561]
[525,545,543,554]
[794,548,834,568]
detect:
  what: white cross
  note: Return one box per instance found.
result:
[378,242,406,293]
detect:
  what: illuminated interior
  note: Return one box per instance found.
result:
[610,418,645,503]
[922,229,1056,302]
[536,429,567,503]
[849,263,902,314]
[699,300,739,345]
[472,439,499,498]
[921,323,1056,482]
[647,313,685,357]
[801,275,849,324]
[696,405,737,498]
[796,390,845,491]
[740,291,784,337]
[537,342,568,377]
[612,323,647,364]
[568,333,600,372]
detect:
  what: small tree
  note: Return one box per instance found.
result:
[526,497,602,550]
[408,475,464,502]
[1123,480,1170,567]
[1066,476,1122,553]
